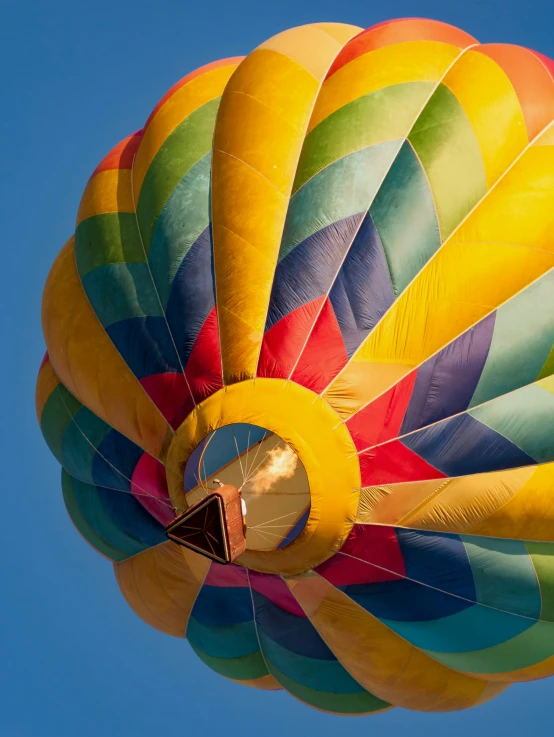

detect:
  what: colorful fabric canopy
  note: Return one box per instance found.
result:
[38,17,554,714]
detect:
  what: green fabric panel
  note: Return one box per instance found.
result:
[137,98,219,253]
[370,140,441,295]
[190,644,269,680]
[280,140,401,261]
[266,663,389,714]
[40,385,82,463]
[61,471,132,561]
[258,631,365,694]
[186,617,260,659]
[470,271,554,407]
[409,83,487,240]
[293,81,435,193]
[149,153,212,308]
[526,542,554,622]
[81,262,164,327]
[462,535,541,617]
[75,213,143,278]
[61,407,114,486]
[469,384,554,463]
[423,621,554,674]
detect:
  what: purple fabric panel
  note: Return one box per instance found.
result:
[400,311,496,434]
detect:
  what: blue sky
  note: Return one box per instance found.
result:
[2,0,554,734]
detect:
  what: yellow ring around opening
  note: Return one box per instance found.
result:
[165,378,360,575]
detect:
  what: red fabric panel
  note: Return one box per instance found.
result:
[360,439,447,485]
[290,298,348,394]
[257,296,325,379]
[346,371,417,451]
[93,131,142,174]
[139,372,193,430]
[131,451,174,526]
[185,306,223,404]
[316,525,405,585]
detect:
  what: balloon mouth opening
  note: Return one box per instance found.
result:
[183,423,310,552]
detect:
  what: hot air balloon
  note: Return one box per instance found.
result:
[37,17,554,714]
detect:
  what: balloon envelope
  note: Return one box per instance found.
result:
[38,17,554,714]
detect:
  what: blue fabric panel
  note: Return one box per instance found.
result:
[265,214,363,330]
[106,316,182,378]
[61,409,113,486]
[95,483,166,547]
[67,473,148,558]
[328,211,394,358]
[401,413,536,476]
[186,617,259,659]
[397,529,476,600]
[401,312,496,434]
[257,631,366,694]
[252,591,335,660]
[343,577,471,622]
[165,226,215,367]
[93,430,143,490]
[380,600,533,652]
[191,585,254,627]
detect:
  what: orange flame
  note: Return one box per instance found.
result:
[249,445,298,493]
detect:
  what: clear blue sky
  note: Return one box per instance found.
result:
[2,0,554,734]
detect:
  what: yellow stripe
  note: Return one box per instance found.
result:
[42,237,173,460]
[132,64,239,196]
[76,169,134,226]
[324,143,554,418]
[307,41,463,133]
[212,25,359,384]
[36,359,61,424]
[356,464,554,542]
[286,574,505,710]
[443,49,528,186]
[114,542,209,637]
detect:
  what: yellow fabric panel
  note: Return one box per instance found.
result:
[467,464,554,541]
[76,169,134,226]
[356,479,450,525]
[286,574,505,710]
[36,359,60,423]
[311,22,363,45]
[165,378,360,575]
[443,50,528,186]
[452,146,554,248]
[324,142,554,418]
[132,64,239,196]
[357,465,554,540]
[257,24,358,80]
[228,674,283,691]
[307,41,464,133]
[42,238,173,460]
[114,542,209,637]
[212,27,356,385]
